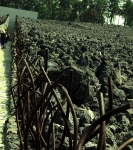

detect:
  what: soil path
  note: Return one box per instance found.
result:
[0,41,12,149]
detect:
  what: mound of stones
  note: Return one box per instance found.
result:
[13,17,133,149]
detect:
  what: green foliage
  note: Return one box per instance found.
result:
[0,0,133,26]
[70,0,82,21]
[79,0,107,23]
[121,0,133,26]
[108,0,120,23]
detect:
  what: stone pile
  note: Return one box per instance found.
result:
[11,17,133,149]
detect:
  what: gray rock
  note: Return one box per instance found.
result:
[121,115,130,125]
[113,86,126,101]
[78,109,95,126]
[108,125,117,134]
[106,127,115,146]
[83,142,97,150]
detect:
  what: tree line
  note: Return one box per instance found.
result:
[1,0,133,27]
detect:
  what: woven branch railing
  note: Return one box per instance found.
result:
[10,16,133,150]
